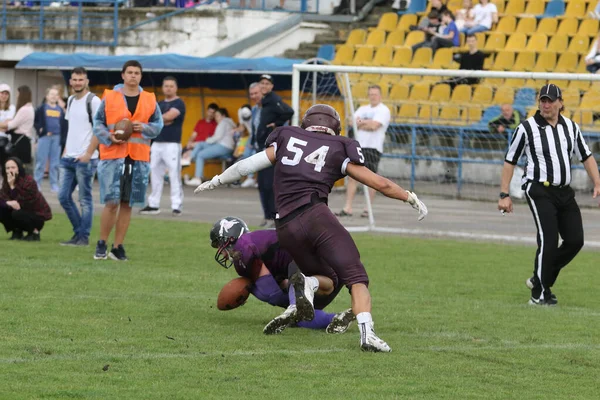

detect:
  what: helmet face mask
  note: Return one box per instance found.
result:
[301,104,341,136]
[209,217,249,269]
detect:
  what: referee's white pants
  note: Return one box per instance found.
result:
[148,142,183,210]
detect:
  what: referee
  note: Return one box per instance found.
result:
[498,84,600,306]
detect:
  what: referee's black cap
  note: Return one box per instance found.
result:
[539,84,562,101]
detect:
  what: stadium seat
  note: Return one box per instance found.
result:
[493,0,506,14]
[563,0,587,19]
[359,29,386,48]
[494,87,515,104]
[316,45,335,61]
[536,18,558,36]
[484,32,507,51]
[496,16,517,35]
[418,105,439,121]
[543,0,566,17]
[572,110,593,126]
[555,52,578,72]
[567,35,590,55]
[376,13,399,32]
[515,17,537,35]
[410,47,432,68]
[472,85,494,105]
[504,0,525,15]
[523,1,545,15]
[404,31,426,47]
[514,88,537,107]
[561,90,581,108]
[450,84,472,104]
[368,46,393,66]
[548,34,569,53]
[332,45,354,65]
[513,51,536,71]
[409,82,431,101]
[385,30,405,47]
[532,51,557,72]
[389,82,410,101]
[345,29,367,46]
[396,14,418,32]
[481,105,502,125]
[492,50,516,70]
[391,47,413,67]
[569,78,591,91]
[483,54,494,70]
[527,108,537,118]
[577,19,599,37]
[439,105,461,122]
[504,78,526,88]
[398,104,419,120]
[359,73,381,83]
[580,90,598,109]
[350,47,374,65]
[525,33,548,52]
[462,105,483,123]
[431,48,454,69]
[429,84,451,103]
[504,33,527,51]
[557,18,579,38]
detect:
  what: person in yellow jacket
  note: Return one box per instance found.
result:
[90,60,163,261]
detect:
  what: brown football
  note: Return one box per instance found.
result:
[114,119,133,141]
[217,277,252,311]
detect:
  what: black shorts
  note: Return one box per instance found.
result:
[362,148,381,173]
[120,156,134,203]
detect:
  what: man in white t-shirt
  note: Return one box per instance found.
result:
[58,67,101,247]
[461,0,497,35]
[336,85,391,218]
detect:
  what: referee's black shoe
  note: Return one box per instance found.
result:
[526,276,558,302]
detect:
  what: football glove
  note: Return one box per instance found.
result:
[194,175,222,194]
[406,191,428,221]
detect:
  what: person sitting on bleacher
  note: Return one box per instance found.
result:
[454,0,474,32]
[184,108,236,187]
[442,34,485,87]
[585,34,600,74]
[460,0,497,35]
[488,104,523,137]
[413,11,458,54]
[411,10,443,51]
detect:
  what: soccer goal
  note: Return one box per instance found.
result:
[291,61,600,233]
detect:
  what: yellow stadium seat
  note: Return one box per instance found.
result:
[548,35,568,53]
[391,47,413,67]
[385,30,405,47]
[462,105,483,123]
[577,19,599,37]
[504,0,525,15]
[396,14,418,32]
[484,54,494,69]
[568,36,590,55]
[556,18,578,37]
[572,110,593,126]
[484,32,507,51]
[569,79,591,91]
[504,78,526,88]
[409,83,431,102]
[369,46,393,66]
[351,81,370,100]
[493,0,505,14]
[526,33,548,52]
[389,82,410,101]
[429,84,451,103]
[492,50,516,70]
[496,16,517,34]
[563,0,587,19]
[332,45,354,65]
[505,33,527,51]
[523,1,545,15]
[536,18,558,36]
[418,105,438,121]
[513,51,536,71]
[398,104,419,120]
[350,47,374,65]
[379,74,400,88]
[376,13,398,32]
[404,31,426,47]
[515,17,537,35]
[359,29,386,48]
[472,85,494,105]
[431,48,454,69]
[345,29,366,46]
[450,84,472,104]
[410,47,432,68]
[359,73,381,83]
[561,90,581,108]
[494,87,515,104]
[579,91,599,109]
[440,105,461,122]
[555,52,579,72]
[532,51,557,72]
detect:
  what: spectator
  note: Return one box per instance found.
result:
[58,67,101,247]
[239,82,262,188]
[184,108,236,187]
[430,11,459,53]
[181,103,218,166]
[0,84,16,169]
[461,0,497,35]
[411,11,442,48]
[488,104,524,136]
[33,87,67,192]
[253,74,294,227]
[0,86,35,170]
[444,34,485,87]
[413,1,446,30]
[585,34,600,73]
[141,76,186,216]
[454,0,474,31]
[337,85,391,218]
[0,157,52,241]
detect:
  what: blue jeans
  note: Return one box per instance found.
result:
[35,134,61,190]
[461,25,489,35]
[191,142,232,178]
[59,157,98,240]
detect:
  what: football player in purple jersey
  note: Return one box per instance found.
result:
[210,216,355,335]
[196,104,428,352]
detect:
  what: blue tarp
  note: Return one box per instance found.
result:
[15,52,305,90]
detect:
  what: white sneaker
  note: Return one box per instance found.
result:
[263,305,297,335]
[326,308,356,334]
[360,323,391,353]
[289,271,315,322]
[184,177,202,187]
[240,177,256,188]
[181,158,191,167]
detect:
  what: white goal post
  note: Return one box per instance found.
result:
[291,62,600,233]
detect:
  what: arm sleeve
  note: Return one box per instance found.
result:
[574,122,592,162]
[141,103,163,140]
[217,151,273,184]
[504,124,527,165]
[92,100,112,146]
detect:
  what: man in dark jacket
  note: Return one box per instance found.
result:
[253,74,294,227]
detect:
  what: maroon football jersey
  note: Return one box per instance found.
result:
[266,126,365,218]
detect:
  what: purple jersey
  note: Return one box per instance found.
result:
[232,230,293,283]
[266,126,365,218]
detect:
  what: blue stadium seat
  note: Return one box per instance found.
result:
[397,0,426,15]
[544,0,565,18]
[514,88,537,107]
[317,45,335,61]
[481,106,502,125]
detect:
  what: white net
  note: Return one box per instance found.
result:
[292,64,600,231]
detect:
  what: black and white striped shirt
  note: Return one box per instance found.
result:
[505,111,593,187]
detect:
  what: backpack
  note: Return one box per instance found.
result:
[67,92,97,126]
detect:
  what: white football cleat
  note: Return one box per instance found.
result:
[359,323,392,353]
[289,271,315,322]
[263,305,297,335]
[326,308,356,334]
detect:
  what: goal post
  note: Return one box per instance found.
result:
[291,63,600,233]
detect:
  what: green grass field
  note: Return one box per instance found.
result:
[1,215,599,399]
